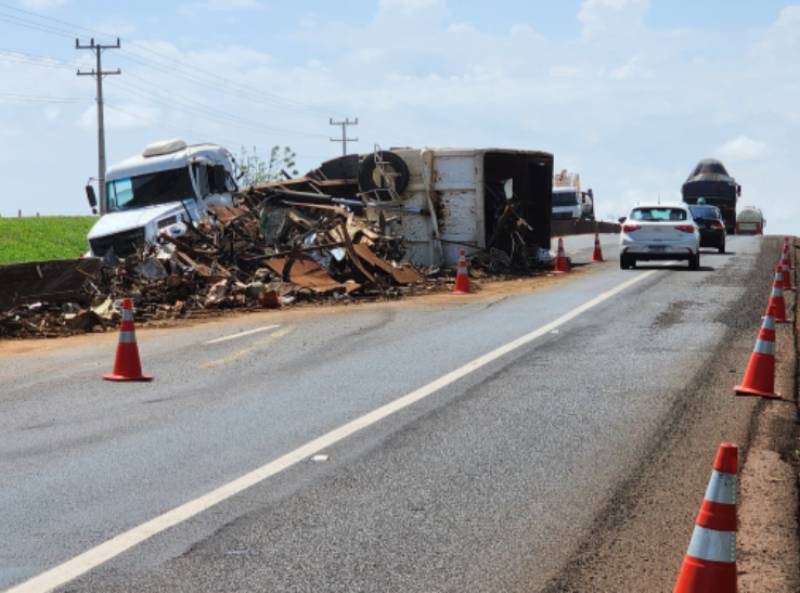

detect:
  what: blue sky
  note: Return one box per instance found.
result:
[0,0,797,232]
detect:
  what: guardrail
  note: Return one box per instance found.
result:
[551,220,621,236]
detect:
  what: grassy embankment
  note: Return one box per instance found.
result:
[0,216,97,265]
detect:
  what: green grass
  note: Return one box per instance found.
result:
[0,216,98,265]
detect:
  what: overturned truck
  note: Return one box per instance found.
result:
[1,147,555,338]
[250,147,554,271]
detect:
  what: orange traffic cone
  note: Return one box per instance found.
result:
[103,298,153,382]
[781,248,794,291]
[591,232,604,262]
[554,237,570,273]
[451,249,471,295]
[672,443,738,593]
[735,303,780,398]
[768,264,789,323]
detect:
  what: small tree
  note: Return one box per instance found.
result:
[237,145,299,186]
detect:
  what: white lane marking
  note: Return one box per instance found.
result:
[4,270,657,593]
[203,325,281,345]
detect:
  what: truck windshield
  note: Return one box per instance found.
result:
[552,191,579,207]
[106,167,195,212]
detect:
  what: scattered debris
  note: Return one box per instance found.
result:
[1,148,567,339]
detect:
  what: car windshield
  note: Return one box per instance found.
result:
[105,167,195,212]
[689,205,721,220]
[630,207,687,221]
[552,191,579,207]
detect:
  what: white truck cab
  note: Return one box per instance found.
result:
[551,169,594,221]
[86,139,238,257]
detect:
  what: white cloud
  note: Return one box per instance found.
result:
[19,0,65,10]
[376,0,447,23]
[578,0,649,38]
[447,23,474,34]
[716,136,767,162]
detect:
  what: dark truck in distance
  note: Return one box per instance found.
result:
[681,159,741,233]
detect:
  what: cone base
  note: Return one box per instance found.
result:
[592,256,604,262]
[450,289,471,295]
[734,384,780,399]
[103,373,154,382]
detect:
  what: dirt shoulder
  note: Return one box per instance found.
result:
[737,274,800,592]
[542,238,800,593]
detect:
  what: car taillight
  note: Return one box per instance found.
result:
[675,224,695,233]
[711,221,724,229]
[622,223,641,232]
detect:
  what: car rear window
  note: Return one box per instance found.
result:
[689,205,721,219]
[631,208,687,221]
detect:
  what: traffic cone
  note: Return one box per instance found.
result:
[592,232,604,263]
[554,237,570,273]
[768,264,789,323]
[734,303,780,398]
[103,298,153,382]
[782,254,794,291]
[672,443,738,593]
[451,249,471,295]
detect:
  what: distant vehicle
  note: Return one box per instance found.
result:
[619,204,700,270]
[85,139,238,257]
[681,159,740,233]
[551,169,594,221]
[688,204,726,253]
[736,206,765,235]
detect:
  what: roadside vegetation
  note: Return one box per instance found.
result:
[0,216,96,264]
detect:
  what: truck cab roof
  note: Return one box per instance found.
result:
[106,141,234,182]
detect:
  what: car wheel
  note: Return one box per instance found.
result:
[620,255,632,270]
[689,253,700,270]
[718,240,725,254]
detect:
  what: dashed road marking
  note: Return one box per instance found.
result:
[203,324,281,345]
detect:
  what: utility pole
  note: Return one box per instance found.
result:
[76,37,121,215]
[329,117,358,156]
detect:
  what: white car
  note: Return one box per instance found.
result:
[619,204,700,270]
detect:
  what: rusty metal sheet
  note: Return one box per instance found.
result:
[265,256,358,294]
[352,243,423,285]
[0,258,100,311]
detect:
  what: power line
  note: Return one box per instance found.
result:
[329,117,358,156]
[0,91,86,103]
[76,37,121,215]
[0,1,332,116]
[106,76,329,140]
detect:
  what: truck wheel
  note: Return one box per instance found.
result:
[358,151,410,200]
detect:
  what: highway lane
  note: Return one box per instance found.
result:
[0,235,762,592]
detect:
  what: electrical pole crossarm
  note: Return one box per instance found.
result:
[329,117,359,156]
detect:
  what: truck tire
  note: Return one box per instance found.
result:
[358,151,410,200]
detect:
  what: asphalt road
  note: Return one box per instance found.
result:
[0,235,765,593]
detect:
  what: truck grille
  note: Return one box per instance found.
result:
[89,227,146,257]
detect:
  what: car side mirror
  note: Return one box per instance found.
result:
[85,184,98,215]
[618,216,627,224]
